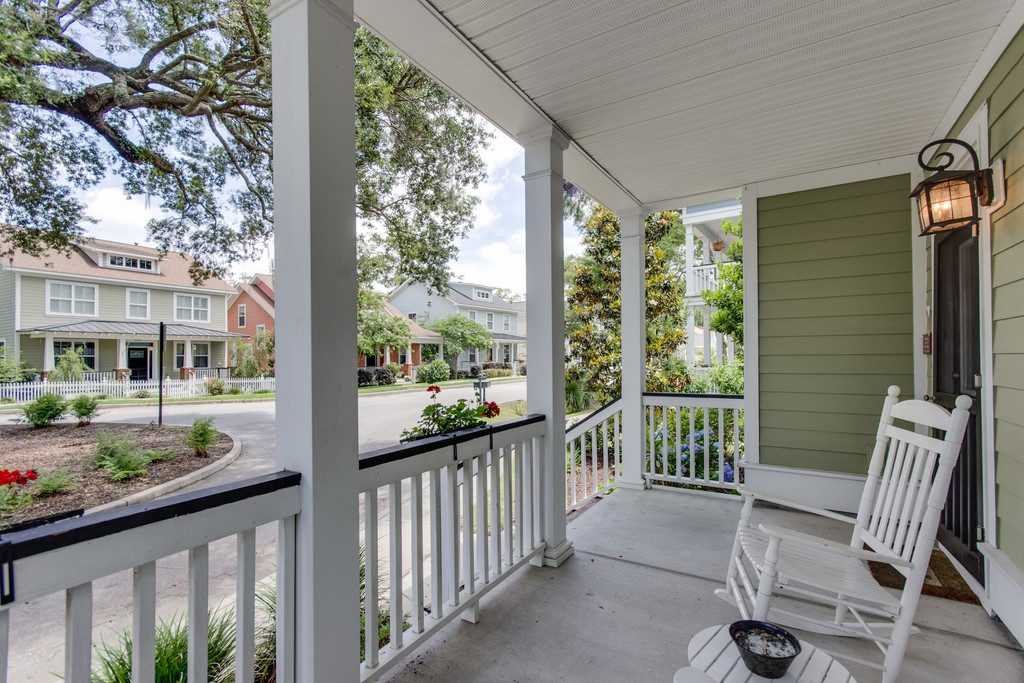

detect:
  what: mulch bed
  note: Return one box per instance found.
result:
[0,423,231,527]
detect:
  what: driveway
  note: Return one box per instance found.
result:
[4,380,527,680]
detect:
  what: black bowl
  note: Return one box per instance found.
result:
[729,620,801,679]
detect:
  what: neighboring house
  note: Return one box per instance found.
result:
[228,273,275,340]
[0,235,239,380]
[357,300,443,376]
[388,280,526,369]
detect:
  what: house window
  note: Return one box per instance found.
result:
[399,347,408,364]
[237,304,247,328]
[54,340,96,370]
[408,313,417,321]
[175,342,210,368]
[467,310,477,322]
[175,294,210,322]
[48,281,97,316]
[108,255,154,271]
[255,324,266,336]
[503,314,510,332]
[486,312,494,330]
[0,339,6,359]
[126,289,150,320]
[468,347,477,363]
[475,290,491,300]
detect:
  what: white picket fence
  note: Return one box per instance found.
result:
[0,376,275,403]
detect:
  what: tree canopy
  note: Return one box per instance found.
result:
[701,218,743,345]
[0,0,490,288]
[427,315,491,369]
[357,308,412,357]
[565,206,685,402]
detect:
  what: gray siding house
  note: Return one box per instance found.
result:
[388,280,526,369]
[0,237,239,379]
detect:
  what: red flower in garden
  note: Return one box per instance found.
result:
[0,468,37,487]
[480,401,501,418]
[26,469,37,480]
[427,385,442,394]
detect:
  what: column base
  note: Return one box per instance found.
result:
[616,477,649,491]
[532,539,574,568]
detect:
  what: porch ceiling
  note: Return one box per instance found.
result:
[358,0,1016,207]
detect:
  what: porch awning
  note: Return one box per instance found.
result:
[489,333,526,342]
[18,320,243,339]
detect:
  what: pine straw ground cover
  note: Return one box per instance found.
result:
[0,423,231,526]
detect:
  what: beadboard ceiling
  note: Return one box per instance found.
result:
[360,0,1015,207]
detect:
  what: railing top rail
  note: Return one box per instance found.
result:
[643,391,743,399]
[566,397,622,440]
[358,414,546,471]
[0,470,300,562]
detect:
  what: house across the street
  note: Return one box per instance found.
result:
[357,300,443,377]
[388,280,526,369]
[228,272,275,340]
[0,235,240,380]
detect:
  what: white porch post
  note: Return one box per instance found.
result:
[702,307,712,366]
[117,338,127,368]
[184,338,193,368]
[618,205,648,490]
[523,126,573,567]
[684,223,694,297]
[270,0,360,678]
[43,334,54,372]
[686,310,696,365]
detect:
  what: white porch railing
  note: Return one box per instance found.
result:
[0,376,275,402]
[686,263,719,297]
[643,392,744,491]
[357,414,548,682]
[564,399,623,510]
[0,471,300,682]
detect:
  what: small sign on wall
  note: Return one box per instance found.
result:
[922,333,932,355]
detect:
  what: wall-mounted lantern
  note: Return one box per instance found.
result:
[911,138,995,237]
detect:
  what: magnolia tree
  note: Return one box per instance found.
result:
[427,316,491,373]
[357,309,412,360]
[0,0,490,288]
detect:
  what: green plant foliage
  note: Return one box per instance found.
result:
[70,394,100,425]
[93,607,236,683]
[131,390,152,399]
[427,316,492,371]
[204,377,226,396]
[94,432,150,481]
[358,309,412,358]
[22,393,67,427]
[251,388,274,395]
[416,359,451,384]
[687,358,745,395]
[482,368,513,378]
[142,448,177,463]
[565,206,685,402]
[0,485,33,512]
[227,387,243,395]
[702,218,744,345]
[186,418,218,456]
[49,347,89,382]
[0,355,35,383]
[564,366,595,415]
[33,467,78,496]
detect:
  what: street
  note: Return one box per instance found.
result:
[4,380,526,680]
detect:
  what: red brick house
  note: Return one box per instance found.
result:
[357,300,443,377]
[228,273,275,340]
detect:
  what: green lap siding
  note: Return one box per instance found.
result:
[947,27,1024,568]
[0,270,14,358]
[758,174,914,474]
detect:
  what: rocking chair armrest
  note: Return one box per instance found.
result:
[758,523,914,569]
[737,487,856,525]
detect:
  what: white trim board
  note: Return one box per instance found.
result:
[742,463,866,513]
[741,184,759,464]
[978,542,1024,647]
[754,155,915,198]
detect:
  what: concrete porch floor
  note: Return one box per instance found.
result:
[382,487,1024,682]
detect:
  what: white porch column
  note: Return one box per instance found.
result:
[43,334,54,372]
[270,0,360,678]
[702,308,712,366]
[523,126,572,567]
[686,310,696,365]
[684,223,694,297]
[184,338,193,368]
[715,330,724,363]
[117,338,127,368]
[618,204,648,490]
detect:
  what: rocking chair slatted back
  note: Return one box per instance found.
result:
[854,386,972,577]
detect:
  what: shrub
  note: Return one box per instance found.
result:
[483,368,513,378]
[204,377,226,396]
[385,362,401,377]
[142,448,176,462]
[251,388,274,395]
[508,399,528,417]
[357,367,375,387]
[0,355,35,383]
[455,370,470,379]
[49,347,88,382]
[482,362,511,370]
[22,393,67,427]
[94,607,236,683]
[33,468,78,496]
[416,359,450,384]
[227,387,243,395]
[372,367,395,386]
[0,397,14,404]
[468,365,482,378]
[70,395,100,425]
[94,392,109,400]
[186,418,218,456]
[564,366,594,415]
[132,390,151,399]
[518,364,527,376]
[95,431,150,481]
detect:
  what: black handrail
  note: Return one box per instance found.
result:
[359,414,546,470]
[0,470,300,562]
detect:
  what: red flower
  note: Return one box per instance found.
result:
[480,401,501,418]
[427,385,442,394]
[25,469,37,481]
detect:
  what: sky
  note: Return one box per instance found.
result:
[79,118,582,296]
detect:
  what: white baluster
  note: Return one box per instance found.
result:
[410,473,424,634]
[364,488,379,668]
[236,528,256,683]
[277,516,296,683]
[65,583,92,683]
[132,561,156,683]
[188,545,209,683]
[388,480,403,650]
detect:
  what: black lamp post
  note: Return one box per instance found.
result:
[911,138,994,237]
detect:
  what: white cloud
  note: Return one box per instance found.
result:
[81,186,162,245]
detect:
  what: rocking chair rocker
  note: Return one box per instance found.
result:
[716,385,972,682]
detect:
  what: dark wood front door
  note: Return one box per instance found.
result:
[932,227,984,584]
[127,347,149,381]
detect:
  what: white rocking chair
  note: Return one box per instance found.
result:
[716,385,972,682]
